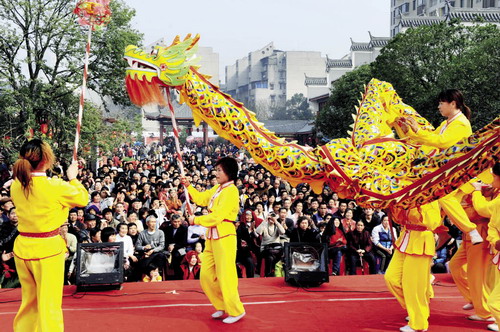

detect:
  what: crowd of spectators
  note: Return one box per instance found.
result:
[0,138,462,287]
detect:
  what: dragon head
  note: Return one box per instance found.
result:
[124,34,200,106]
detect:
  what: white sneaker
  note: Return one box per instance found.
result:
[211,310,224,319]
[462,303,474,310]
[469,229,483,245]
[399,324,427,332]
[488,323,499,331]
[468,314,495,321]
[223,312,246,324]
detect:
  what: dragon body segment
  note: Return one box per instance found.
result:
[124,35,499,210]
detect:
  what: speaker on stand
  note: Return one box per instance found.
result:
[283,242,329,287]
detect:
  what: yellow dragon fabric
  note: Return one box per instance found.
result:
[124,35,499,210]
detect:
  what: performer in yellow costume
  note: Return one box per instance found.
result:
[400,89,483,244]
[11,139,88,332]
[183,157,245,324]
[471,162,500,332]
[385,201,442,332]
[449,187,495,321]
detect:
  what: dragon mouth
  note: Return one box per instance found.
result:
[124,57,158,78]
[124,57,167,107]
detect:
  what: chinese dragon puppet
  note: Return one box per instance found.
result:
[124,34,499,210]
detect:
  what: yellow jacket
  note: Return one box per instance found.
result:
[408,113,472,149]
[393,201,441,256]
[187,182,239,240]
[472,192,500,253]
[11,176,88,260]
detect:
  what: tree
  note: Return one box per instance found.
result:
[371,21,500,130]
[316,65,373,139]
[316,21,500,138]
[271,93,314,120]
[0,0,143,159]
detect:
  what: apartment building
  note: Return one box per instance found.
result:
[391,0,500,36]
[225,43,326,115]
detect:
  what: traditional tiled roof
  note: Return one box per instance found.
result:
[144,99,194,120]
[309,93,330,102]
[326,58,353,69]
[262,120,313,135]
[369,34,391,48]
[399,16,444,28]
[449,10,500,22]
[350,41,371,52]
[304,76,328,86]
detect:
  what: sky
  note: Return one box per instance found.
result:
[122,0,390,82]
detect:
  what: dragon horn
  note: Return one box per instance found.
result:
[186,34,201,51]
[169,35,181,47]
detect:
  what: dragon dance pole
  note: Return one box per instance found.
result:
[72,0,112,162]
[164,87,195,215]
[72,26,92,162]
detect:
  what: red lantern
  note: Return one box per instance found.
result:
[40,123,49,134]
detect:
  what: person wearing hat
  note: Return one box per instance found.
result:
[10,139,87,331]
[1,196,14,225]
[78,214,97,242]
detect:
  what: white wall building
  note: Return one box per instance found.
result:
[225,43,326,117]
[305,33,390,113]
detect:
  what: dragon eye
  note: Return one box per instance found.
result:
[150,48,159,56]
[160,64,167,71]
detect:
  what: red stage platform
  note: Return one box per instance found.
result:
[0,274,493,331]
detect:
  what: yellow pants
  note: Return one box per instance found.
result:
[14,251,65,332]
[439,193,476,233]
[385,249,432,331]
[489,268,500,324]
[200,235,244,317]
[449,222,492,318]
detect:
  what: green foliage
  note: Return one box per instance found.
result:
[316,65,373,139]
[179,128,188,145]
[0,0,143,158]
[89,0,143,107]
[316,21,500,138]
[371,21,500,130]
[271,93,314,120]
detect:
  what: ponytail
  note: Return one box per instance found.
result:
[438,89,471,120]
[13,158,34,197]
[13,139,55,197]
[462,104,471,120]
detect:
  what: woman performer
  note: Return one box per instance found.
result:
[471,161,500,332]
[182,157,245,324]
[11,139,88,331]
[399,89,483,244]
[449,184,495,321]
[385,201,442,332]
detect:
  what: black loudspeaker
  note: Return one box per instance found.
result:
[75,242,124,291]
[284,242,329,287]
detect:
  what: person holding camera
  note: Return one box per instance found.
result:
[255,212,286,277]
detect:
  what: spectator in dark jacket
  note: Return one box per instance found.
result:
[289,216,320,243]
[161,213,188,279]
[346,221,377,275]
